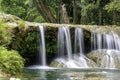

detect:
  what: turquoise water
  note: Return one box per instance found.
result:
[22,68,120,80]
[1,68,120,80]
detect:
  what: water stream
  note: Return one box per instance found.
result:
[74,28,84,55]
[58,26,72,60]
[39,25,46,66]
[27,25,47,69]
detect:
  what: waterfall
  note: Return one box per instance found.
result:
[26,25,47,69]
[103,32,120,50]
[39,25,46,66]
[101,50,116,68]
[91,31,120,68]
[56,27,91,68]
[74,28,84,55]
[97,34,102,49]
[91,33,96,50]
[58,27,65,57]
[91,33,102,50]
[37,25,120,69]
[112,32,120,50]
[74,28,88,68]
[27,25,120,69]
[103,34,114,49]
[91,32,120,50]
[58,26,72,60]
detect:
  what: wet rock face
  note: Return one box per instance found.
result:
[50,58,67,68]
[87,49,120,68]
[50,55,98,68]
[50,49,120,69]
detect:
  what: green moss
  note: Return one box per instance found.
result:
[0,19,13,46]
[17,20,28,31]
[45,27,57,57]
[9,17,15,22]
[9,29,39,65]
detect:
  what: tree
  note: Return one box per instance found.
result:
[0,0,120,25]
[0,0,45,22]
[104,0,120,25]
[34,0,75,23]
[1,0,28,19]
[73,0,81,24]
[80,0,99,24]
[34,0,57,23]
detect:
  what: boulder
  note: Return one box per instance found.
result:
[87,49,120,68]
[50,55,98,68]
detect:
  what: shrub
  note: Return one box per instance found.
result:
[0,46,24,75]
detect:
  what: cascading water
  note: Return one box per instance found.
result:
[101,50,115,68]
[55,27,93,68]
[97,34,102,49]
[25,25,120,80]
[58,26,72,60]
[39,25,46,66]
[91,32,120,50]
[74,28,88,68]
[28,25,120,69]
[103,34,114,49]
[91,33,102,50]
[111,32,120,50]
[57,26,82,68]
[91,31,120,68]
[74,28,84,55]
[27,25,48,69]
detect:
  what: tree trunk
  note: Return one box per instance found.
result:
[61,4,70,24]
[34,0,57,23]
[113,11,117,25]
[56,0,62,23]
[73,0,78,24]
[81,16,88,24]
[98,9,102,25]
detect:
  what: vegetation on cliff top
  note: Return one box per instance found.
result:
[0,0,119,25]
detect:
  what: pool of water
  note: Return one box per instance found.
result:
[1,68,120,80]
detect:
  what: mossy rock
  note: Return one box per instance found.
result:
[83,57,98,68]
[87,49,120,68]
[50,58,67,68]
[50,56,98,68]
[0,13,21,22]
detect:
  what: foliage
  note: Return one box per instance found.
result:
[34,16,45,23]
[0,46,24,75]
[46,28,57,58]
[104,1,120,12]
[0,0,45,22]
[1,0,27,18]
[9,26,39,65]
[0,19,13,46]
[18,20,28,31]
[0,0,120,25]
[81,3,97,17]
[9,24,58,65]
